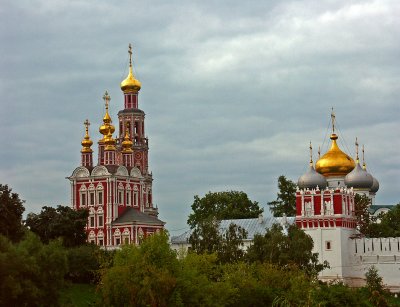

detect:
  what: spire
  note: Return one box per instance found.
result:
[81,119,93,153]
[355,137,359,163]
[331,107,336,134]
[120,44,141,93]
[309,141,313,165]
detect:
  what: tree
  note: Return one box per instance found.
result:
[0,232,68,306]
[0,184,25,242]
[354,194,374,235]
[189,218,248,263]
[370,203,400,238]
[187,191,263,229]
[98,232,178,307]
[25,205,88,247]
[364,266,389,307]
[268,176,296,217]
[246,224,328,276]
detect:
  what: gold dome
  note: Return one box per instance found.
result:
[104,130,116,151]
[120,44,141,93]
[315,133,355,177]
[99,91,115,138]
[122,125,133,153]
[81,119,93,153]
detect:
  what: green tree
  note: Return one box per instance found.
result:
[25,205,88,247]
[187,191,263,229]
[364,266,390,307]
[268,176,296,217]
[189,218,247,263]
[354,194,374,235]
[0,184,25,242]
[66,244,101,283]
[98,232,178,307]
[246,224,328,276]
[0,232,68,306]
[370,203,400,238]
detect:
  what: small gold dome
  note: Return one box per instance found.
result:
[104,130,116,151]
[99,91,115,137]
[81,119,93,153]
[122,127,133,153]
[315,134,355,177]
[120,44,141,93]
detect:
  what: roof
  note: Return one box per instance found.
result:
[368,205,394,215]
[118,108,144,115]
[112,207,165,226]
[170,216,295,244]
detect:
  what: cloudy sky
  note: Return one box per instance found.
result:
[1,0,399,235]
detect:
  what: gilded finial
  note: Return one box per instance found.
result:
[99,91,115,137]
[120,44,141,93]
[309,141,313,165]
[81,119,93,152]
[355,137,359,162]
[331,107,336,134]
[128,43,133,67]
[103,91,111,111]
[362,144,366,170]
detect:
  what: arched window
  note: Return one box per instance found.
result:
[118,183,124,205]
[113,229,121,246]
[97,230,104,246]
[122,228,130,245]
[96,183,104,206]
[97,207,104,228]
[89,208,95,228]
[79,185,87,207]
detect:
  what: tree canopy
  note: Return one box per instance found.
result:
[246,223,328,276]
[268,176,296,217]
[187,191,263,229]
[25,205,88,247]
[189,218,247,264]
[0,184,25,242]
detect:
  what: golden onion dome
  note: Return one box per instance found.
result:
[81,119,93,153]
[120,44,141,93]
[99,91,115,137]
[315,133,355,177]
[104,130,116,151]
[122,126,133,153]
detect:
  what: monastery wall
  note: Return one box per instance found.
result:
[346,237,400,291]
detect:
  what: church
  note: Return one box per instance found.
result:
[67,45,164,248]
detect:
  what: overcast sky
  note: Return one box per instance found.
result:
[1,0,399,235]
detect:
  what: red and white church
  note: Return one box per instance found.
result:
[68,45,164,248]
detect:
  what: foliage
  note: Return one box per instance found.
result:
[59,283,99,307]
[354,194,374,235]
[268,176,296,217]
[98,232,178,307]
[364,266,390,307]
[189,218,247,263]
[0,184,25,242]
[0,232,68,306]
[311,282,369,307]
[246,224,328,276]
[25,205,88,247]
[187,191,263,229]
[368,203,400,238]
[66,244,101,283]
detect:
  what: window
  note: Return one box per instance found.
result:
[98,191,103,205]
[81,193,86,206]
[90,216,95,227]
[90,192,95,206]
[325,241,332,250]
[116,238,121,245]
[134,191,138,207]
[99,239,103,246]
[126,191,131,206]
[98,215,103,227]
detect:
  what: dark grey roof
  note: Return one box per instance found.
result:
[170,216,295,244]
[105,165,119,174]
[118,108,145,115]
[368,205,394,214]
[112,207,165,226]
